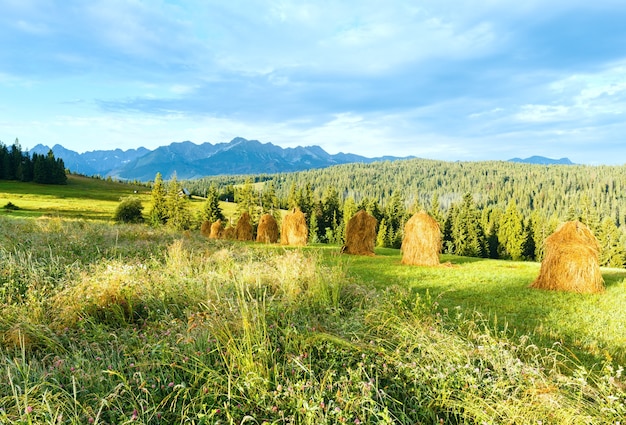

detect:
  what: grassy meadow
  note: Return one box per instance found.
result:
[0,175,238,223]
[0,180,625,424]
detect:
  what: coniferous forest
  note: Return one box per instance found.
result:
[183,158,626,267]
[0,139,67,185]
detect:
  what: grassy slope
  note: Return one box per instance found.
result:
[0,176,236,222]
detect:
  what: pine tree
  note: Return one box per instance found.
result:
[452,193,487,257]
[165,173,191,230]
[376,218,389,247]
[236,177,258,220]
[201,185,224,223]
[498,201,525,260]
[149,173,168,226]
[597,217,626,268]
[309,210,320,243]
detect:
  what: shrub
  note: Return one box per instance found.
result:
[113,196,144,224]
[2,201,19,210]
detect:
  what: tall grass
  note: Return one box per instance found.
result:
[0,216,624,423]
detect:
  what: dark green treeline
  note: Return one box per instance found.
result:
[0,139,67,185]
[183,158,626,267]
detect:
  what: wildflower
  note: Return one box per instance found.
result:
[25,406,33,414]
[131,409,138,420]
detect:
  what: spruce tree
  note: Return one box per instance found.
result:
[165,173,191,230]
[201,185,225,223]
[149,173,168,226]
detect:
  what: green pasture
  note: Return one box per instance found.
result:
[332,248,626,365]
[0,176,236,222]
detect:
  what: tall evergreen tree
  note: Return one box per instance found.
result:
[498,201,525,260]
[201,184,225,223]
[452,193,487,257]
[597,217,626,268]
[165,173,191,230]
[149,173,168,226]
[236,177,258,220]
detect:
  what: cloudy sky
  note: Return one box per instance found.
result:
[1,1,626,164]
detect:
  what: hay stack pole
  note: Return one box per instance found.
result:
[235,212,254,241]
[342,209,377,255]
[531,221,604,293]
[401,211,441,266]
[281,208,308,246]
[256,213,279,243]
[209,219,224,239]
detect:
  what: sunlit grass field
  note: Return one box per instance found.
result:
[0,175,237,222]
[0,179,624,423]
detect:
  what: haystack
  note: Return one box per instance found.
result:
[200,220,212,237]
[209,219,224,239]
[256,213,279,243]
[235,212,254,241]
[401,211,441,266]
[531,221,604,293]
[281,208,308,246]
[223,224,236,240]
[342,209,377,255]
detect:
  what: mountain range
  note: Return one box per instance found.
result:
[29,138,412,181]
[28,138,574,181]
[508,156,574,165]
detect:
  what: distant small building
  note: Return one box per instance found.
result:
[179,188,191,199]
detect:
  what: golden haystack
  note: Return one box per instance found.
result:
[235,212,254,241]
[281,208,308,246]
[401,211,441,266]
[256,213,279,243]
[223,225,236,240]
[342,209,377,255]
[209,219,224,239]
[200,220,212,237]
[531,221,604,293]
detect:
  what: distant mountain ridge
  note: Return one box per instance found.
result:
[508,156,574,165]
[30,138,412,181]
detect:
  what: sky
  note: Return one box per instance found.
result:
[1,1,626,164]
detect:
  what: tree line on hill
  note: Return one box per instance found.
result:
[0,139,67,184]
[178,159,626,268]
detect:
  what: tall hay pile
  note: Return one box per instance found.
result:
[223,224,236,240]
[209,219,224,239]
[342,209,377,255]
[200,220,212,237]
[531,221,604,293]
[236,212,254,241]
[281,208,308,246]
[401,211,441,266]
[256,213,279,243]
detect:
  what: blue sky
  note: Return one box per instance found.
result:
[1,0,626,164]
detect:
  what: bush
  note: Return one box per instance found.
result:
[113,196,144,223]
[2,202,19,210]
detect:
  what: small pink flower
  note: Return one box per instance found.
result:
[25,406,33,414]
